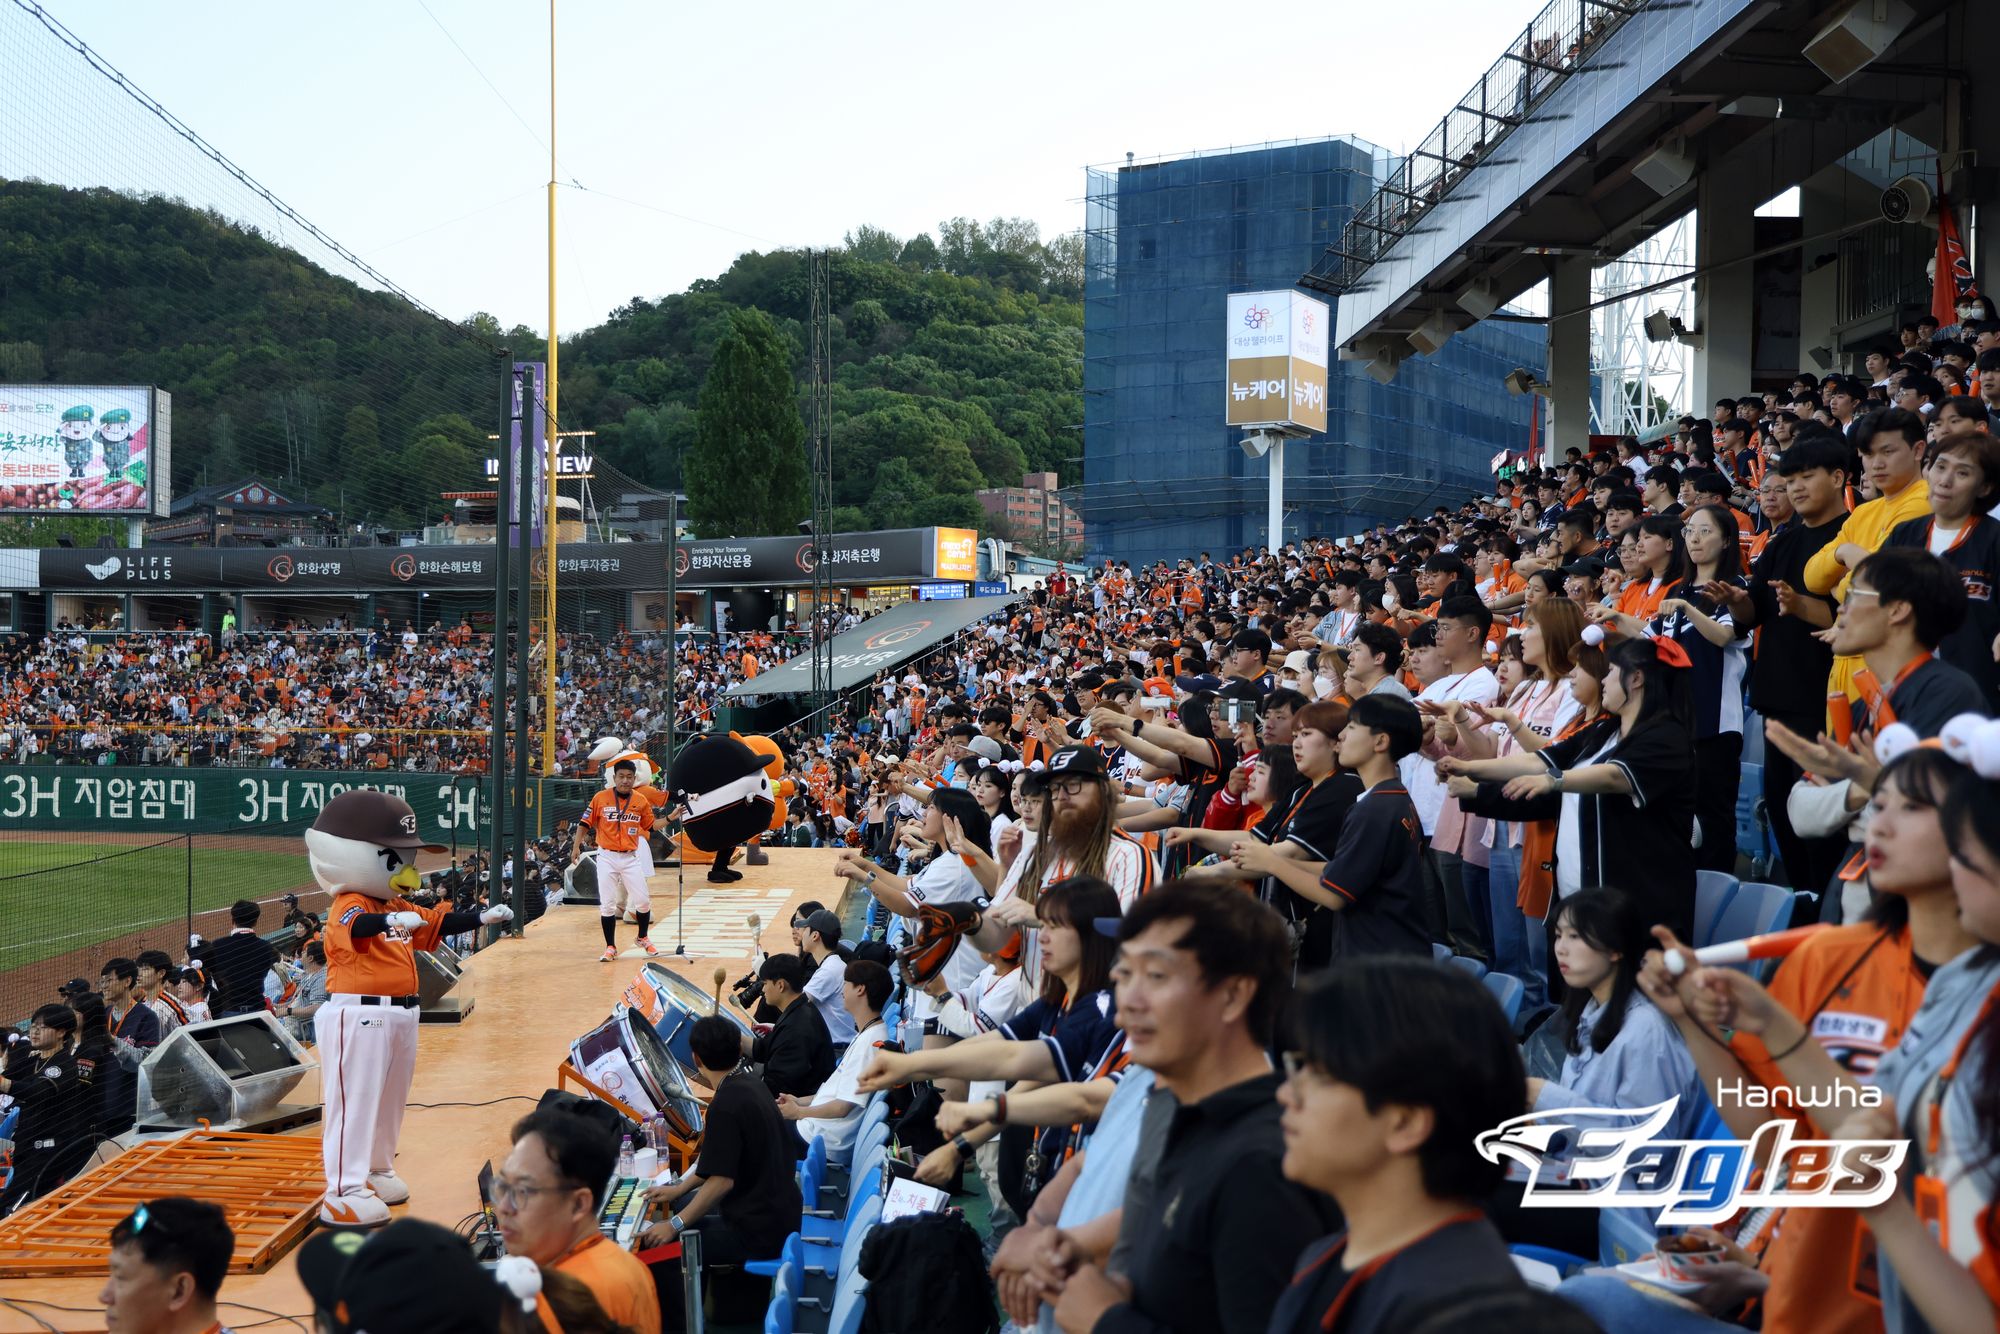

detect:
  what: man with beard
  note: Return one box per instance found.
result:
[970,747,1156,992]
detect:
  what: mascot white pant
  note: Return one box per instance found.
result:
[318,997,419,1222]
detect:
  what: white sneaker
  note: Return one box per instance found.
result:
[319,1192,390,1228]
[600,946,620,962]
[365,1171,410,1204]
[637,937,660,957]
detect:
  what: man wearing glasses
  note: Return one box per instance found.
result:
[493,1108,661,1334]
[0,1002,88,1213]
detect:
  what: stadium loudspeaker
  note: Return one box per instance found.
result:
[1632,141,1696,197]
[1804,0,1914,84]
[1365,355,1401,385]
[1407,309,1458,357]
[1645,311,1676,343]
[1455,281,1501,320]
[134,1011,316,1132]
[417,941,475,1023]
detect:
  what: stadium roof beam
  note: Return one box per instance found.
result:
[1317,0,1961,355]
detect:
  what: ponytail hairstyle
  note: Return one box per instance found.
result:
[1605,635,1692,732]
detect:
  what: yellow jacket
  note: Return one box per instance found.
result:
[1802,477,1932,707]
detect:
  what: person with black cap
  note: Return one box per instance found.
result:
[299,1215,512,1334]
[797,908,855,1048]
[99,1196,237,1334]
[740,953,836,1099]
[0,1001,88,1212]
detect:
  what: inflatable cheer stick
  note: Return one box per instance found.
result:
[1664,924,1830,975]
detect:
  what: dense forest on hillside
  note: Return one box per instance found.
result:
[0,180,1084,541]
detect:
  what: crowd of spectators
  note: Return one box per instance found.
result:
[24,328,2000,1333]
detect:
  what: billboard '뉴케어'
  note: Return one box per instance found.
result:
[0,385,171,516]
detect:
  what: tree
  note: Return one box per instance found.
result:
[843,225,902,264]
[686,309,808,537]
[897,233,939,270]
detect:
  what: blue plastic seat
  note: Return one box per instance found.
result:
[835,1195,882,1289]
[746,1231,803,1281]
[1510,1243,1591,1279]
[762,1260,798,1334]
[1481,971,1524,1024]
[802,1161,883,1270]
[1445,954,1487,979]
[1693,869,1739,948]
[1431,942,1453,963]
[827,1266,869,1334]
[1709,881,1793,968]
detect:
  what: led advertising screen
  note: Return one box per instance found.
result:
[0,385,171,516]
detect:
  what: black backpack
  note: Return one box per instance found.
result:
[857,1210,998,1334]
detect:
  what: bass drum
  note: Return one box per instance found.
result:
[570,1005,706,1142]
[622,961,755,1081]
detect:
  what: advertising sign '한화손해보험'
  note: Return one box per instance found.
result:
[0,385,170,516]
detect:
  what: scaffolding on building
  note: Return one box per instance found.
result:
[1080,137,1545,559]
[1591,215,1695,437]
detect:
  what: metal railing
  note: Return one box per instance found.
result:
[1304,0,1653,297]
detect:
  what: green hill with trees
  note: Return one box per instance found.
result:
[0,179,1083,545]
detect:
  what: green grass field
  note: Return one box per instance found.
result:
[0,839,312,973]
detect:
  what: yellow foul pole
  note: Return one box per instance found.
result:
[542,0,560,775]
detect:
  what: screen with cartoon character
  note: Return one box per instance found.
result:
[0,384,171,515]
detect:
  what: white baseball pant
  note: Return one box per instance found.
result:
[597,848,652,916]
[319,996,419,1200]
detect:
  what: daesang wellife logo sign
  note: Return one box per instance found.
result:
[1474,1096,1907,1225]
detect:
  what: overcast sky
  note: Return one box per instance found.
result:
[21,0,1546,334]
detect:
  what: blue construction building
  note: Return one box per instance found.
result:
[1081,137,1546,566]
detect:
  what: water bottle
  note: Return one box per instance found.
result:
[645,1116,663,1152]
[615,1135,635,1179]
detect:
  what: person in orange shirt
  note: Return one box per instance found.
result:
[308,789,512,1227]
[572,759,660,962]
[494,1110,662,1334]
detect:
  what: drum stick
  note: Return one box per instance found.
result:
[712,967,728,1014]
[1663,924,1828,975]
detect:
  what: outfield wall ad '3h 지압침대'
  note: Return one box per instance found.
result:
[0,384,171,516]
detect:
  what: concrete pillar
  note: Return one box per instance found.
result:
[1548,257,1593,456]
[1693,169,1759,406]
[1796,169,1847,375]
[1963,2,2000,290]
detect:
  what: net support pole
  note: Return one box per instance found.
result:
[542,0,562,779]
[489,353,514,924]
[513,366,534,930]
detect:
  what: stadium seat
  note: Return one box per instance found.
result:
[1481,972,1524,1025]
[1693,870,1739,948]
[1510,1244,1591,1280]
[1431,942,1453,963]
[797,1134,828,1212]
[761,1259,798,1334]
[1709,882,1793,968]
[1735,762,1778,880]
[803,1160,883,1271]
[746,1231,803,1281]
[1445,954,1487,979]
[835,1193,883,1291]
[826,1266,869,1334]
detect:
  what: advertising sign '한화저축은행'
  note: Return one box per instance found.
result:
[0,385,171,516]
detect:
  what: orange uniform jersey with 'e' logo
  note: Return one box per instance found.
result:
[323,891,452,996]
[583,788,656,853]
